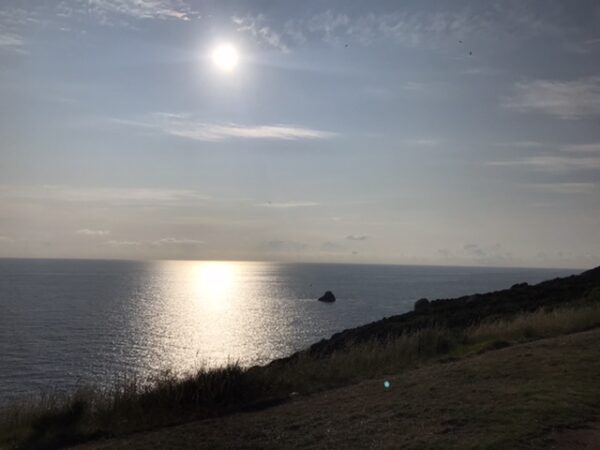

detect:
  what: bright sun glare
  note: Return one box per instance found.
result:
[194,262,238,309]
[211,44,239,72]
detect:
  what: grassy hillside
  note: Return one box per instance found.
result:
[296,265,600,357]
[1,266,600,449]
[76,327,600,450]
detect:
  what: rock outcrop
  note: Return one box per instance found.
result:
[414,298,430,313]
[318,291,336,303]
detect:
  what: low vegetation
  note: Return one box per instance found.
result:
[264,299,600,390]
[2,285,600,450]
[71,328,600,450]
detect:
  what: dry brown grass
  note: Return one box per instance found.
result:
[467,302,600,343]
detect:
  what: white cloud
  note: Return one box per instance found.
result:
[250,5,558,51]
[0,32,26,53]
[493,141,543,149]
[233,15,289,52]
[233,9,483,51]
[437,248,451,258]
[527,183,597,194]
[142,114,337,142]
[255,201,319,208]
[153,237,204,246]
[461,242,513,263]
[59,0,195,23]
[463,242,485,258]
[0,184,208,206]
[563,37,600,55]
[77,228,110,236]
[0,7,37,54]
[346,235,368,241]
[563,143,600,153]
[487,139,600,173]
[284,9,481,48]
[487,156,600,172]
[403,139,440,147]
[108,239,140,246]
[108,237,204,247]
[504,77,600,119]
[320,241,344,252]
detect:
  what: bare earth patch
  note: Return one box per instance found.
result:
[74,328,600,450]
[548,422,600,449]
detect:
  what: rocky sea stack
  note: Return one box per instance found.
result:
[318,291,336,303]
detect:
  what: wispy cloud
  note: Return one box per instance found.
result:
[281,9,485,48]
[504,76,600,119]
[0,32,26,54]
[402,82,428,92]
[563,37,600,54]
[437,248,451,258]
[346,235,368,241]
[402,139,440,147]
[255,201,319,208]
[0,7,40,54]
[238,4,565,52]
[139,114,337,142]
[526,182,597,194]
[487,155,600,172]
[233,15,289,52]
[77,228,110,236]
[487,139,600,174]
[0,184,207,206]
[463,242,485,258]
[461,242,513,263]
[58,0,196,23]
[108,239,140,246]
[493,141,543,149]
[233,10,477,51]
[153,237,204,246]
[563,142,600,153]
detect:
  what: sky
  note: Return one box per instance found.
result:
[0,0,599,268]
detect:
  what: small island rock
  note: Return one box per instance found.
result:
[318,291,336,303]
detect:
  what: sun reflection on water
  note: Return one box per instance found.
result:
[193,261,238,310]
[133,261,307,378]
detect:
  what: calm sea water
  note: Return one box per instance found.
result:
[0,259,578,403]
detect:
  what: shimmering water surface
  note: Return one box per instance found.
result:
[0,259,578,402]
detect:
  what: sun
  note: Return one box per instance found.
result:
[211,44,239,72]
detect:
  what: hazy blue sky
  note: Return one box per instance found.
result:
[1,0,599,268]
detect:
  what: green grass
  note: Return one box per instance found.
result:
[2,299,600,450]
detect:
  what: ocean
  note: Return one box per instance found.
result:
[0,258,578,403]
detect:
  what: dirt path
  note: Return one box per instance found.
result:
[75,329,600,450]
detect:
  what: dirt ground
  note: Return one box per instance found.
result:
[548,422,600,449]
[75,328,600,450]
